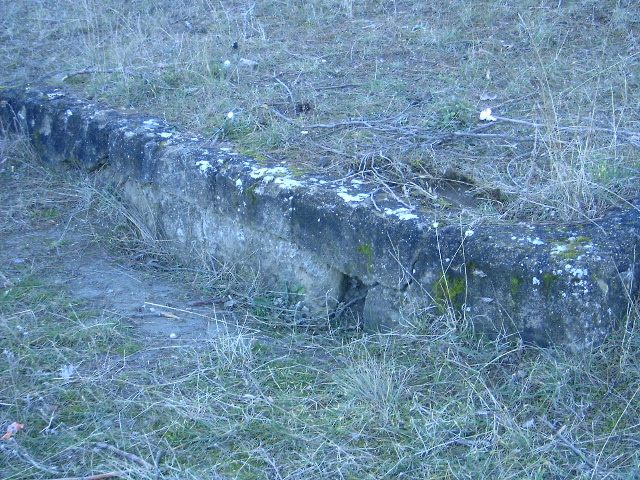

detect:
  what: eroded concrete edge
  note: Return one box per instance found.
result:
[1,86,638,348]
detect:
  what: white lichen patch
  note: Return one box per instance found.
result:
[337,189,370,203]
[46,91,64,99]
[65,109,73,117]
[247,166,303,190]
[158,132,173,139]
[143,119,160,128]
[384,207,418,221]
[235,178,243,190]
[250,166,288,179]
[565,264,588,279]
[551,244,568,255]
[196,160,213,174]
[39,116,52,136]
[274,177,303,189]
[532,277,540,286]
[526,236,544,245]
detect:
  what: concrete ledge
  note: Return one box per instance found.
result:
[2,85,639,348]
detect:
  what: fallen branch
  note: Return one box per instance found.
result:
[493,115,639,138]
[91,442,154,470]
[539,417,596,469]
[0,440,60,474]
[42,472,129,480]
[313,83,364,91]
[52,63,181,83]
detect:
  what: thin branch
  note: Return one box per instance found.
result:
[42,472,129,480]
[53,63,181,83]
[91,442,154,470]
[268,107,295,124]
[539,417,596,469]
[305,105,413,130]
[305,119,374,129]
[0,441,60,475]
[313,83,364,91]
[273,76,295,106]
[493,115,639,138]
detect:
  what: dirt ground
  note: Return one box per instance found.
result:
[1,219,237,344]
[0,148,242,350]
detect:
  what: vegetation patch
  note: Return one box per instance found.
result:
[1,1,638,221]
[433,272,466,313]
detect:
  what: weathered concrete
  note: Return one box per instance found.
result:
[1,85,638,348]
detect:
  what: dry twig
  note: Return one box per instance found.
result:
[43,472,129,480]
[91,442,155,470]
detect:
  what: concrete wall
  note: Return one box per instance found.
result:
[2,85,638,348]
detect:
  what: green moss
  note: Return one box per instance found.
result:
[433,273,466,312]
[551,236,591,260]
[32,129,41,148]
[436,197,453,209]
[36,207,59,219]
[237,146,267,163]
[288,164,308,177]
[64,155,80,168]
[245,183,258,204]
[510,277,522,297]
[356,243,373,272]
[542,272,558,292]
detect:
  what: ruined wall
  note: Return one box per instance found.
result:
[2,86,638,348]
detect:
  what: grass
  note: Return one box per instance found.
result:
[1,0,638,221]
[1,135,640,478]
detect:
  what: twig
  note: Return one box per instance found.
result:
[42,472,129,480]
[330,288,375,320]
[268,107,295,124]
[305,119,374,129]
[539,417,596,469]
[313,83,364,91]
[494,115,639,138]
[0,440,60,474]
[60,67,127,81]
[144,301,219,321]
[53,63,181,83]
[91,442,154,470]
[273,76,295,106]
[370,168,414,208]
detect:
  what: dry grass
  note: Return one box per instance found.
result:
[1,134,640,479]
[1,0,638,221]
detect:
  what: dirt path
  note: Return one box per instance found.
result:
[0,144,241,353]
[2,222,237,342]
